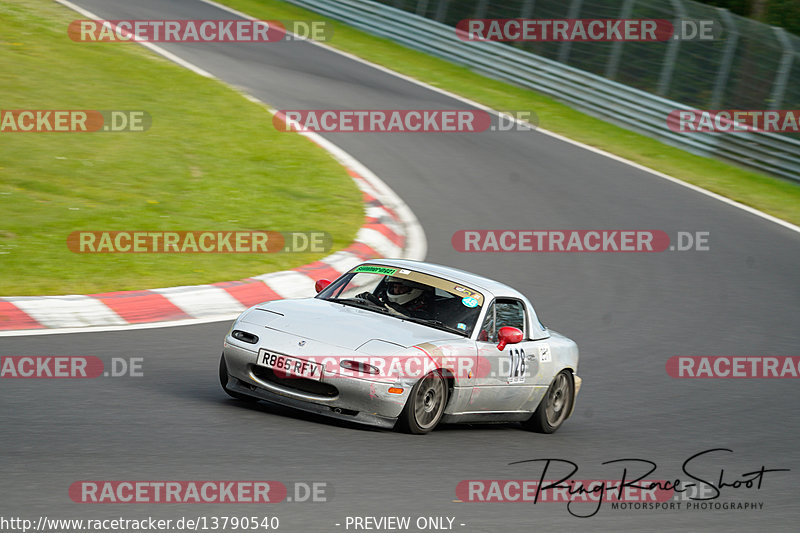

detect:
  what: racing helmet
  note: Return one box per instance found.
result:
[384,277,425,305]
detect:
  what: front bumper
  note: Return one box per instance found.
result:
[223,341,410,429]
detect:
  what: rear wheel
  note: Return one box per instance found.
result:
[219,354,256,402]
[397,371,448,434]
[525,370,574,433]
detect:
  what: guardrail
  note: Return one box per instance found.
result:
[287,0,800,182]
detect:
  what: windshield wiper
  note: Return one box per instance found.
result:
[329,297,391,315]
[402,317,466,336]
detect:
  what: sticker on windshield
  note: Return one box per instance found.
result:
[457,322,467,331]
[353,265,397,275]
[454,285,476,297]
[461,296,479,308]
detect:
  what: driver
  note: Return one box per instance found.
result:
[384,277,433,318]
[359,277,433,319]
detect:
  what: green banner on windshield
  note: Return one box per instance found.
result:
[352,265,398,275]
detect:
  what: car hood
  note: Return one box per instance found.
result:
[246,298,460,351]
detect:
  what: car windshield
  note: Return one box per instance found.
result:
[316,264,484,337]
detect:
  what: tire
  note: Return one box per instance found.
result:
[219,353,256,402]
[397,370,448,434]
[525,370,574,433]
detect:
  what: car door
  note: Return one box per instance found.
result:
[468,298,540,412]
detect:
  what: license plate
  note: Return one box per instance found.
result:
[256,349,322,381]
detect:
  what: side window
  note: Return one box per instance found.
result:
[478,303,495,342]
[478,299,526,342]
[496,299,525,336]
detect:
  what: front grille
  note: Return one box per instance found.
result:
[251,365,338,397]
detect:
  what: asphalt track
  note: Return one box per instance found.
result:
[1,0,799,531]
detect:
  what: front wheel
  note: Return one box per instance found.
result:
[525,370,574,433]
[397,371,448,434]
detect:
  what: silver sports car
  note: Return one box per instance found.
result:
[219,259,581,434]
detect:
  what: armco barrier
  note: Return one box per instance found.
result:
[287,0,800,182]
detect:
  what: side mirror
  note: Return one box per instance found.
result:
[315,279,331,293]
[497,326,523,351]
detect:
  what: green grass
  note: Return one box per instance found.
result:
[218,0,800,226]
[0,0,363,296]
